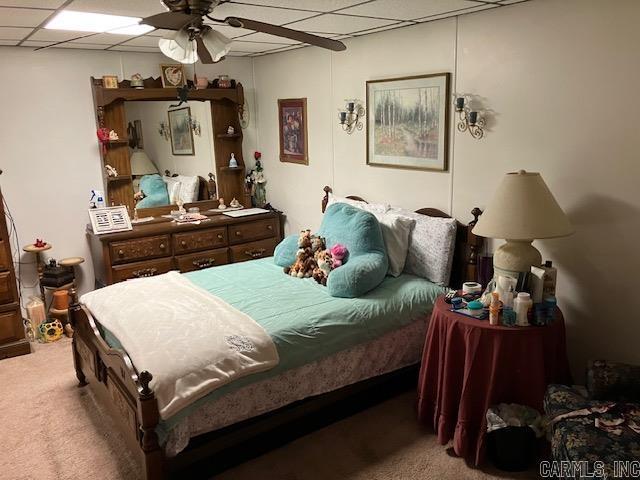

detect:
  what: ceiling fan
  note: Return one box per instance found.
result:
[143,0,346,64]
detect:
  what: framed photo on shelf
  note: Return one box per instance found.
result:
[278,98,308,165]
[102,75,119,89]
[160,64,186,88]
[366,73,450,172]
[168,107,195,156]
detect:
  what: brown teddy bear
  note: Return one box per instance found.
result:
[312,249,334,286]
[285,230,327,278]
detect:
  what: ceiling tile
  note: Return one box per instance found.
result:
[110,45,160,52]
[499,0,529,4]
[70,32,136,44]
[66,0,166,18]
[0,7,51,27]
[338,0,477,21]
[53,42,108,49]
[29,28,97,41]
[0,26,32,40]
[0,39,17,45]
[236,31,301,44]
[231,40,295,53]
[413,3,497,21]
[349,21,415,36]
[0,1,64,7]
[286,13,396,35]
[118,34,160,47]
[210,3,315,25]
[228,0,367,13]
[21,40,52,46]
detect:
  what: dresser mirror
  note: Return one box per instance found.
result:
[91,76,249,218]
[123,100,217,210]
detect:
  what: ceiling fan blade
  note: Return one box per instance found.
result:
[223,17,346,52]
[196,37,214,64]
[141,12,200,30]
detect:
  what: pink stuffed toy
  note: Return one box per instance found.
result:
[330,243,348,268]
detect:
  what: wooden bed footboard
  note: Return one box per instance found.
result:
[69,287,165,480]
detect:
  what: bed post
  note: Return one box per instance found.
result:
[138,371,165,480]
[322,186,332,213]
[68,287,88,387]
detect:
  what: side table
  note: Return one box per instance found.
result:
[417,296,572,466]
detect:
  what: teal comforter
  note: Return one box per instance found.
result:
[99,258,444,438]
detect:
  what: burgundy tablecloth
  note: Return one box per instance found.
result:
[417,296,572,466]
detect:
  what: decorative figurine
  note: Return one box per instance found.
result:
[229,153,238,168]
[227,125,235,135]
[34,238,47,248]
[105,164,118,177]
[245,151,267,207]
[195,75,209,90]
[130,73,144,89]
[230,197,240,208]
[218,197,227,210]
[108,130,119,141]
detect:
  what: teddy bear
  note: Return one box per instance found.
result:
[312,249,334,286]
[330,243,348,268]
[285,230,325,278]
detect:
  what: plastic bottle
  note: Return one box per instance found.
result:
[489,292,500,326]
[514,292,532,327]
[541,260,557,297]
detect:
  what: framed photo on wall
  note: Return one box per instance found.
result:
[366,73,450,171]
[278,98,308,165]
[160,64,186,88]
[102,75,119,89]
[168,107,195,156]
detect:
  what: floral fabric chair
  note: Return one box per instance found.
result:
[544,360,640,479]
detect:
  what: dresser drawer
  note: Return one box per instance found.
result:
[0,271,16,304]
[110,235,170,265]
[229,218,277,245]
[174,227,227,254]
[229,238,277,263]
[111,258,174,283]
[176,248,229,273]
[0,309,23,344]
[0,241,9,271]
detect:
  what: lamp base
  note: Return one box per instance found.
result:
[493,239,542,279]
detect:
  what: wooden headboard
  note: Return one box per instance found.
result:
[321,186,483,288]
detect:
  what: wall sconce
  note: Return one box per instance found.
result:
[454,96,485,139]
[338,100,365,134]
[158,121,170,140]
[188,115,201,137]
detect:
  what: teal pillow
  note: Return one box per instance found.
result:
[137,174,169,208]
[319,203,388,298]
[274,234,298,267]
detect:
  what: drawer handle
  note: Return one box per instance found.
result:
[131,268,158,278]
[244,248,266,259]
[159,243,166,250]
[267,225,273,231]
[235,231,242,237]
[181,240,187,247]
[118,249,124,257]
[192,258,216,269]
[217,234,224,240]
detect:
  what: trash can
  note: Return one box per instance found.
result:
[486,403,543,472]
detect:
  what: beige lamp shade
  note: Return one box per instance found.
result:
[472,170,574,240]
[130,149,157,176]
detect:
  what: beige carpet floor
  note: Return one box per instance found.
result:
[0,339,538,480]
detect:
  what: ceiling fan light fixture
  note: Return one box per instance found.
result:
[201,29,231,62]
[159,29,198,64]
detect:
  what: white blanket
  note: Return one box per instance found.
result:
[80,271,279,419]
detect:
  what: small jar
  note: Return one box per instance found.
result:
[467,300,484,318]
[451,297,463,310]
[502,306,516,326]
[218,75,231,88]
[543,296,557,324]
[188,207,200,214]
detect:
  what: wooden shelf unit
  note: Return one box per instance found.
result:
[91,76,248,214]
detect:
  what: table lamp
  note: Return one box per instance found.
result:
[472,170,574,278]
[130,149,157,193]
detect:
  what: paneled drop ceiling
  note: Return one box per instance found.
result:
[0,0,529,56]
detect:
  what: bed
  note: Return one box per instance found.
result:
[68,186,483,479]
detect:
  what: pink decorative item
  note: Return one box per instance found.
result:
[195,75,209,90]
[330,244,348,268]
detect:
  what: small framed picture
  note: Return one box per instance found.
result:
[168,107,195,155]
[278,98,308,165]
[160,64,186,88]
[102,75,119,89]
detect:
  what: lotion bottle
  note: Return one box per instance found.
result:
[514,292,532,327]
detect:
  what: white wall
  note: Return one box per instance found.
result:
[252,0,640,376]
[125,100,217,178]
[0,47,255,302]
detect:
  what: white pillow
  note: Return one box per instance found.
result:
[391,207,457,286]
[326,192,389,214]
[174,175,199,203]
[375,212,415,277]
[163,177,182,204]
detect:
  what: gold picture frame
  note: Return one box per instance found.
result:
[278,98,309,165]
[102,75,119,89]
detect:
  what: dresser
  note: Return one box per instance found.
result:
[0,186,30,359]
[88,211,284,286]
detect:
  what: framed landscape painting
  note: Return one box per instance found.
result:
[366,73,450,171]
[168,107,194,156]
[278,98,308,165]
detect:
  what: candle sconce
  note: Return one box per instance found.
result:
[158,121,170,141]
[338,100,365,134]
[454,96,485,139]
[189,115,201,136]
